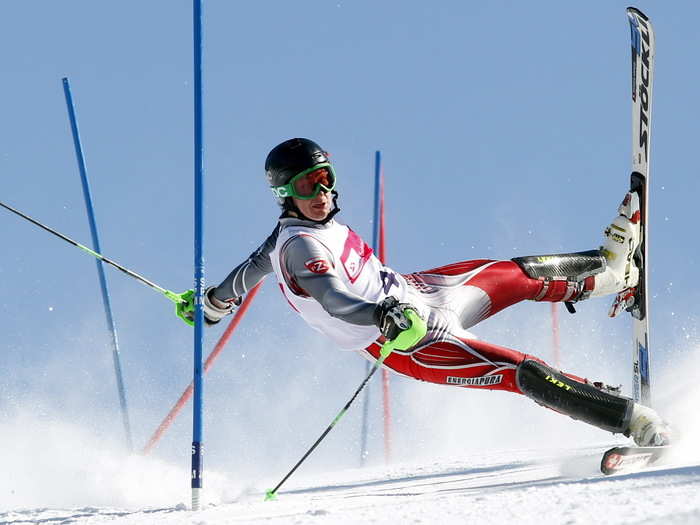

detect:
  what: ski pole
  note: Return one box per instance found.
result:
[0,200,189,306]
[264,309,427,501]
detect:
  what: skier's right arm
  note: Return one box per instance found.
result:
[211,224,279,303]
[187,225,278,325]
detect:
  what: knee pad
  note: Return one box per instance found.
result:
[516,359,633,433]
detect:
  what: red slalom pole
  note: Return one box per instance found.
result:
[378,170,392,463]
[142,280,264,454]
[551,303,561,368]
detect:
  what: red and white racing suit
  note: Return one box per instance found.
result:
[214,217,594,395]
[364,260,591,393]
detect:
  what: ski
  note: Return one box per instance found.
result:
[601,445,671,475]
[626,7,655,406]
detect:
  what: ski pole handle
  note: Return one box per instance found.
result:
[174,289,196,326]
[379,309,427,359]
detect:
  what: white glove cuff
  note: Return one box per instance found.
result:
[203,286,236,322]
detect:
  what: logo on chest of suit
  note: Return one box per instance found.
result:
[305,257,331,274]
[340,229,373,283]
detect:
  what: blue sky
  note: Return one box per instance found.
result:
[2,1,699,495]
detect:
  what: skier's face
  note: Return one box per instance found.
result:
[292,190,332,221]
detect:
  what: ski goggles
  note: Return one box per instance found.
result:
[271,163,336,200]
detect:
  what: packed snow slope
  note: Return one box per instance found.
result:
[3,333,699,525]
[3,345,700,525]
[2,444,700,525]
[3,296,699,525]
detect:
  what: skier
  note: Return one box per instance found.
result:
[180,137,671,448]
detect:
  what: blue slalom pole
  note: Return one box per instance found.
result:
[359,150,382,466]
[191,0,205,511]
[62,77,134,452]
[372,151,382,252]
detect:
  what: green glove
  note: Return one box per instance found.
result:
[380,309,427,359]
[175,287,239,327]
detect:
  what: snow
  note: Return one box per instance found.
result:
[2,443,699,524]
[3,347,700,525]
[3,343,699,525]
[3,316,699,525]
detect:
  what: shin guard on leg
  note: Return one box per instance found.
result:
[512,250,606,303]
[516,359,633,433]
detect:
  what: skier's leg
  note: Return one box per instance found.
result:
[516,359,671,445]
[364,335,606,395]
[363,336,670,445]
[510,191,642,315]
[412,257,600,327]
[410,192,641,325]
[516,359,633,433]
[363,334,531,393]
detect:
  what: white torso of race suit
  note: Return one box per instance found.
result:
[269,220,416,350]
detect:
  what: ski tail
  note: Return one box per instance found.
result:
[601,445,671,475]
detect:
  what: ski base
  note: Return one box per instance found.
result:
[601,445,672,475]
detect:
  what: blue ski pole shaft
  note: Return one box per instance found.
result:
[62,77,133,452]
[372,151,382,251]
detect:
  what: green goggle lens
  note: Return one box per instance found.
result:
[271,163,336,200]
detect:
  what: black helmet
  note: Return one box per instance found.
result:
[265,138,329,191]
[264,138,340,221]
